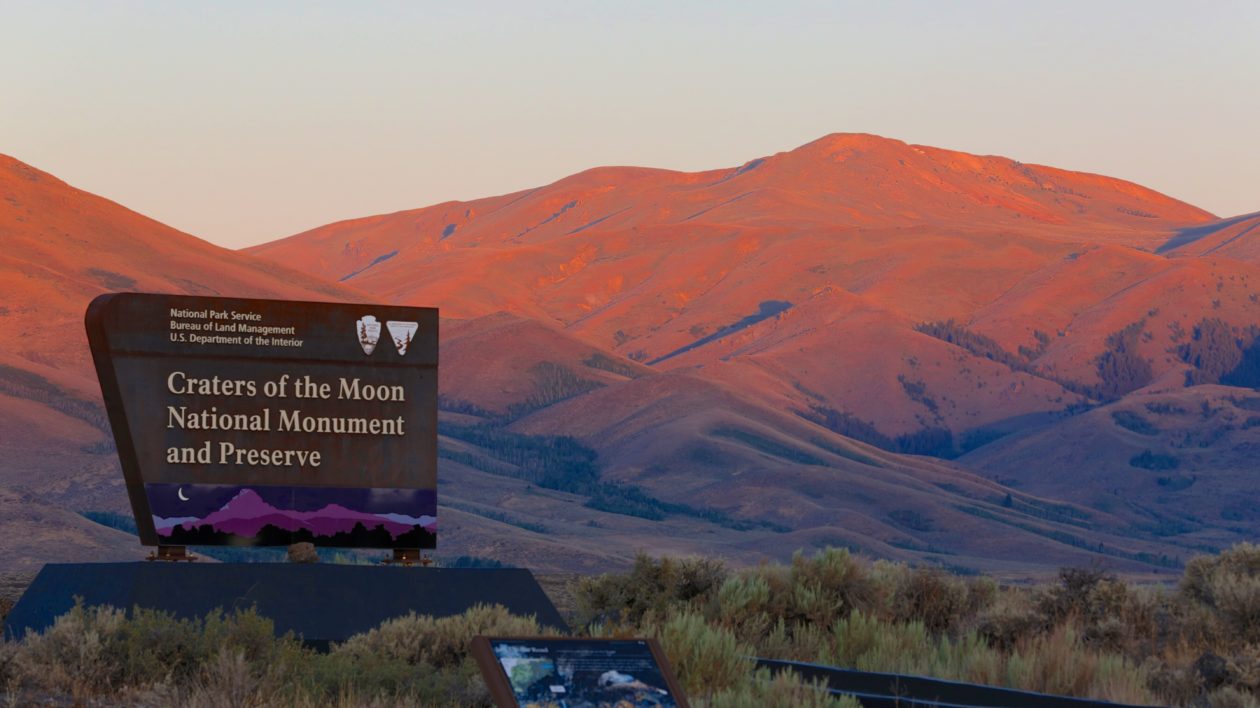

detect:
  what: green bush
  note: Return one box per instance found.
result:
[2,603,545,706]
[9,602,309,702]
[885,565,970,634]
[655,611,750,697]
[1182,544,1260,645]
[575,553,728,628]
[333,603,547,668]
[976,587,1045,651]
[1005,627,1153,704]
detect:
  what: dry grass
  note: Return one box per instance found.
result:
[575,544,1260,707]
[4,543,1259,706]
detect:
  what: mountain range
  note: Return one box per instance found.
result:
[2,135,1257,577]
[154,488,436,540]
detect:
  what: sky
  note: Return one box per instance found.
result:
[2,1,1258,249]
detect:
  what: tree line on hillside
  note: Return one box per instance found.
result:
[437,422,786,533]
[799,404,1000,459]
[438,422,601,494]
[0,363,112,444]
[914,319,1112,398]
[912,317,1260,403]
[1179,318,1260,387]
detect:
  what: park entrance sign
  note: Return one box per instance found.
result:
[85,293,438,549]
[9,293,562,645]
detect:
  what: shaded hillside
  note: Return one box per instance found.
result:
[962,386,1260,551]
[1159,211,1260,263]
[0,486,145,572]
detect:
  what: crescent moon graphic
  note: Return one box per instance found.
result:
[177,487,189,501]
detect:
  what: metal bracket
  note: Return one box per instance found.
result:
[381,548,432,567]
[146,545,198,562]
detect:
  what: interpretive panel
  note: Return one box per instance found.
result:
[85,293,438,548]
[471,636,689,708]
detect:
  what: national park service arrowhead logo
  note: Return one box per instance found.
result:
[387,320,418,355]
[356,315,381,355]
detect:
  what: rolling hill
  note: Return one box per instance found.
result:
[249,134,1259,443]
[4,133,1258,576]
[249,133,1260,569]
[0,154,369,564]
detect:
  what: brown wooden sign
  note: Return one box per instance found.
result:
[85,293,438,549]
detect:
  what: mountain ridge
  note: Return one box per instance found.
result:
[245,133,1260,568]
[2,137,1258,575]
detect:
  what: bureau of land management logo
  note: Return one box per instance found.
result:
[387,320,418,355]
[357,316,418,355]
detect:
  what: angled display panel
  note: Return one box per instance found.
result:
[472,636,689,708]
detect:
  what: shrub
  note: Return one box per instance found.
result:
[21,547,1260,706]
[11,603,308,701]
[828,609,929,671]
[1006,626,1154,704]
[4,603,557,706]
[790,549,878,616]
[707,667,860,707]
[1113,410,1159,435]
[716,572,772,618]
[976,588,1044,651]
[653,611,750,698]
[574,554,727,628]
[1130,449,1180,471]
[1209,686,1260,708]
[333,603,547,668]
[825,610,1006,686]
[0,638,17,685]
[886,566,970,634]
[1039,567,1112,622]
[1182,544,1260,645]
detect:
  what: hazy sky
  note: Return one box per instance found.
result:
[3,1,1257,249]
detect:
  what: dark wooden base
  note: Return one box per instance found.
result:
[4,563,567,647]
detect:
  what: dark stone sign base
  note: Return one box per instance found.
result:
[4,563,568,647]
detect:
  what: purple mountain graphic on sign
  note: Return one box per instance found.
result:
[153,488,437,540]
